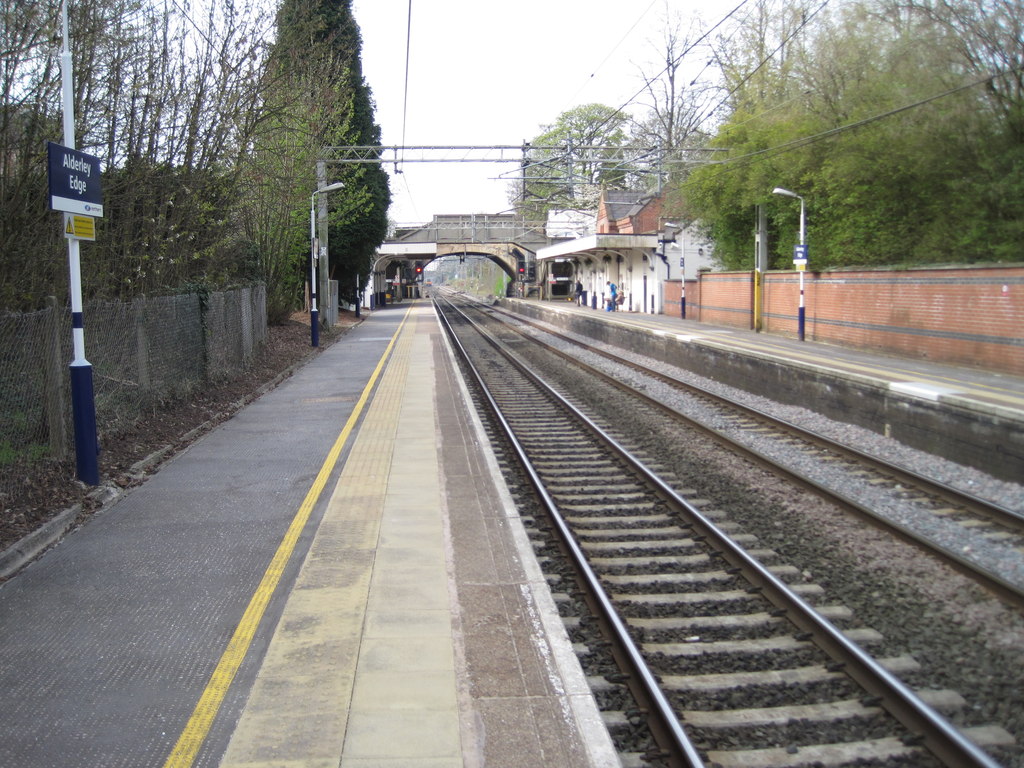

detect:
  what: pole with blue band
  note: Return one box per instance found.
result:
[772,187,808,342]
[61,0,99,484]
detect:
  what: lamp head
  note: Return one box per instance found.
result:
[318,182,345,194]
[772,187,800,199]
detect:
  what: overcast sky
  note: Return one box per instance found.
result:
[352,0,735,224]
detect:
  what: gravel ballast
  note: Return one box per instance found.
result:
[498,311,1024,767]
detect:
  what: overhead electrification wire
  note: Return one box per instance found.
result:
[686,66,1023,182]
[560,0,659,112]
[568,0,749,150]
[399,171,422,222]
[168,0,216,52]
[398,0,413,171]
[518,1,749,195]
[719,90,815,132]
[619,0,748,113]
[690,0,831,135]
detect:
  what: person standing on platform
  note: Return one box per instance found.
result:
[574,280,583,305]
[606,281,618,311]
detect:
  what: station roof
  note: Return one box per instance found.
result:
[536,234,658,261]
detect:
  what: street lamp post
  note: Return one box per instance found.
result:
[309,182,344,346]
[772,187,807,341]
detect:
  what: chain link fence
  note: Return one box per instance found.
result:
[0,285,267,510]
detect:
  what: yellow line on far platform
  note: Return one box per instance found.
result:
[162,306,413,768]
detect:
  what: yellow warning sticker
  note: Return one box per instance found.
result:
[64,214,96,240]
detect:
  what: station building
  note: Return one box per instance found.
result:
[535,189,715,312]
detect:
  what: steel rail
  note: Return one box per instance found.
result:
[434,298,705,767]
[444,295,1007,768]
[486,306,1024,608]
[492,306,1023,529]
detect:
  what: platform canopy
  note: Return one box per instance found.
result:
[536,233,658,260]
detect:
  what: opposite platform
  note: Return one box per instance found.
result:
[502,297,1024,481]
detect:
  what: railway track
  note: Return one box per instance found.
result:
[435,295,1015,768]
[475,299,1024,607]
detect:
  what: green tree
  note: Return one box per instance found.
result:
[679,0,1021,270]
[1,0,272,309]
[268,0,390,312]
[518,104,632,220]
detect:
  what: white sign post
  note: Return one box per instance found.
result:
[50,0,102,485]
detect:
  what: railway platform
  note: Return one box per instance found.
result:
[0,301,618,768]
[503,298,1024,483]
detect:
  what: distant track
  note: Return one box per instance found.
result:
[480,300,1024,609]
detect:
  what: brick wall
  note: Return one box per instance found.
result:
[626,199,663,235]
[696,272,755,328]
[688,265,1024,375]
[663,278,701,320]
[597,194,663,235]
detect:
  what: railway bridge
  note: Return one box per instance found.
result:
[367,214,548,305]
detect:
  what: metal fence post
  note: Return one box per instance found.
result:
[134,297,151,397]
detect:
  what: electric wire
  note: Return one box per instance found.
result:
[399,0,413,171]
[167,0,217,54]
[717,90,815,133]
[684,65,1023,184]
[560,0,659,112]
[528,0,749,178]
[689,0,832,136]
[399,167,422,222]
[600,0,749,130]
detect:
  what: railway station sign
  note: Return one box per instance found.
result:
[47,142,103,217]
[793,243,808,270]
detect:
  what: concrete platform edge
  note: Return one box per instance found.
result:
[437,309,623,768]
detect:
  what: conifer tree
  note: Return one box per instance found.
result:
[268,0,390,308]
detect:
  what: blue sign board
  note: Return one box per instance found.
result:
[47,142,103,217]
[793,244,808,261]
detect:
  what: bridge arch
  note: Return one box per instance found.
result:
[434,243,528,279]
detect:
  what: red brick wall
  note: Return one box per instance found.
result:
[664,279,680,314]
[695,272,754,328]
[630,199,663,234]
[693,266,1024,375]
[596,199,616,233]
[663,279,699,318]
[597,196,663,235]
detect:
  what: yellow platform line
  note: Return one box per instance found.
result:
[162,306,413,768]
[217,305,426,766]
